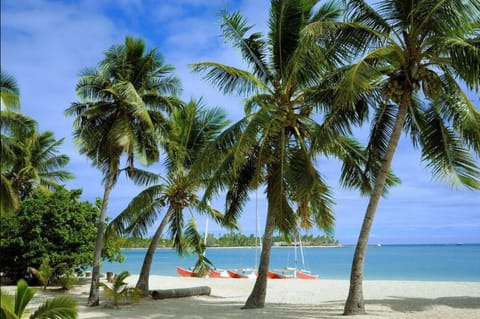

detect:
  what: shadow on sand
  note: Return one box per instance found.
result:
[366,296,480,312]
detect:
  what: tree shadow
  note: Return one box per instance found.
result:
[366,296,480,312]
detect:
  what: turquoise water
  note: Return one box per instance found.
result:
[101,244,480,281]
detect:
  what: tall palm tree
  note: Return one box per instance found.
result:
[65,36,181,306]
[107,98,231,295]
[192,0,397,309]
[327,0,480,315]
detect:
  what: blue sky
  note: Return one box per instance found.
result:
[2,0,479,244]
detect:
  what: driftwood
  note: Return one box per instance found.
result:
[151,286,211,300]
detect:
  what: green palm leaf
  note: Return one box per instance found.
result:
[29,297,78,319]
[420,105,480,189]
[190,62,267,96]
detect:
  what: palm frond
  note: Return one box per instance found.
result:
[107,184,165,237]
[0,70,20,111]
[30,296,78,319]
[191,62,268,96]
[420,105,480,189]
[220,10,272,83]
[439,73,480,156]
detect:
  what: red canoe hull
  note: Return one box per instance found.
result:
[267,271,293,279]
[295,270,318,280]
[176,266,199,277]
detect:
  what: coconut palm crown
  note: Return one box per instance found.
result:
[192,0,398,309]
[324,0,480,315]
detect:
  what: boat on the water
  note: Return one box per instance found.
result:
[294,269,318,280]
[209,269,230,278]
[227,269,257,279]
[176,266,199,277]
[267,270,294,279]
[176,266,229,278]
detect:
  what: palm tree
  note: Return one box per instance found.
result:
[0,70,36,215]
[65,36,181,306]
[107,98,231,295]
[0,279,78,319]
[191,0,396,309]
[327,0,480,315]
[3,128,73,200]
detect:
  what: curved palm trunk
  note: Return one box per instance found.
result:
[87,173,115,306]
[242,206,276,309]
[136,209,174,296]
[344,91,412,315]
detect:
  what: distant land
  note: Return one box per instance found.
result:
[117,232,341,248]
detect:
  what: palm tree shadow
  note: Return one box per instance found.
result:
[366,296,480,312]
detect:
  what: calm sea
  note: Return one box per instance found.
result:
[101,244,480,281]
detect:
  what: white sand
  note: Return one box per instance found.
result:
[17,275,480,318]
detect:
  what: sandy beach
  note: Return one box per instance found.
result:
[9,275,479,318]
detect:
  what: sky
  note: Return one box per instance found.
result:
[2,0,479,245]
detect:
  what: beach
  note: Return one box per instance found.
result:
[15,275,480,318]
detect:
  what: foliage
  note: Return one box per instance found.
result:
[55,269,79,291]
[0,70,20,111]
[0,187,122,281]
[65,36,181,305]
[96,271,141,308]
[0,71,37,216]
[0,279,78,319]
[191,0,398,308]
[26,257,67,290]
[325,0,480,314]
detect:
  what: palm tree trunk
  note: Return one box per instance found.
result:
[87,173,115,306]
[242,206,276,309]
[344,91,412,315]
[136,209,174,296]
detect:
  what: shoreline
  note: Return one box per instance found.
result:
[14,275,480,318]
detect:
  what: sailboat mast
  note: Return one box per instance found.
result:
[298,233,306,269]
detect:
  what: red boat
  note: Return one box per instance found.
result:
[176,266,199,277]
[267,271,293,279]
[209,269,230,278]
[295,270,318,280]
[227,270,257,279]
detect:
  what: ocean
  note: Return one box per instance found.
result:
[101,244,480,281]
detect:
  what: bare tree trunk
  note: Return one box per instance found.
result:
[87,173,115,306]
[136,209,174,296]
[242,206,276,309]
[344,92,411,315]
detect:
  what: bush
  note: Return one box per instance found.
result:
[0,187,122,282]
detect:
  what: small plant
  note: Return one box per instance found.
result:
[0,279,78,319]
[27,257,68,290]
[55,269,79,290]
[96,271,141,308]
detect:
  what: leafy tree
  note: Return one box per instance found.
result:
[65,36,181,306]
[0,188,121,281]
[192,0,396,309]
[107,99,231,295]
[0,279,78,319]
[326,0,480,315]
